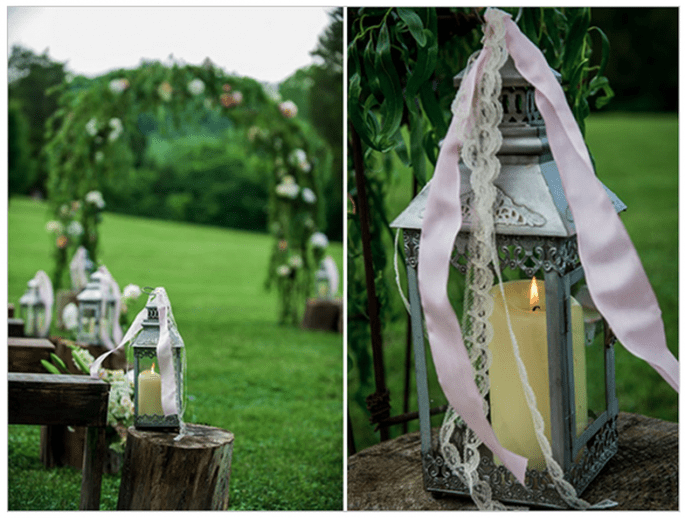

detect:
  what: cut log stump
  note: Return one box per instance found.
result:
[117,424,235,510]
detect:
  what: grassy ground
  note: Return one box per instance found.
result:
[7,198,343,510]
[348,112,679,453]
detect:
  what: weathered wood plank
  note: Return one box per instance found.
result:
[117,424,235,510]
[80,426,106,510]
[8,318,25,337]
[8,373,109,427]
[347,412,678,510]
[8,337,55,373]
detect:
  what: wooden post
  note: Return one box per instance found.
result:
[117,424,235,510]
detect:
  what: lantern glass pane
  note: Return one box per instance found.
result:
[81,306,97,338]
[136,351,164,417]
[24,304,35,335]
[571,278,607,439]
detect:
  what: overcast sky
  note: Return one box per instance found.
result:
[7,6,334,84]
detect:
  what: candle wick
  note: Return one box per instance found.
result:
[532,305,541,312]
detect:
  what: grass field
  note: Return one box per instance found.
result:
[7,199,343,510]
[348,112,679,453]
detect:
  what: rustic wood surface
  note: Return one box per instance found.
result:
[301,298,342,332]
[8,373,109,427]
[8,318,25,337]
[117,424,235,510]
[8,372,110,510]
[347,412,678,511]
[8,337,55,373]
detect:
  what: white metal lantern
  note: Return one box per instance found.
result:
[315,261,332,298]
[19,278,47,337]
[132,300,185,430]
[76,270,107,345]
[390,56,626,508]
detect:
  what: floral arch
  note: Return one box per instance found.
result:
[44,59,331,324]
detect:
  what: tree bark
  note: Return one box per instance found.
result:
[117,424,235,510]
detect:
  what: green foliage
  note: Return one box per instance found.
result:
[8,197,343,510]
[8,98,35,195]
[43,58,332,323]
[8,45,67,196]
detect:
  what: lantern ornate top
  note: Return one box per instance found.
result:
[131,297,185,349]
[390,56,626,238]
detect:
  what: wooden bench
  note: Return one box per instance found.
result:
[8,337,55,373]
[8,373,110,510]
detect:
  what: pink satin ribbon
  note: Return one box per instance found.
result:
[504,16,679,392]
[419,10,678,484]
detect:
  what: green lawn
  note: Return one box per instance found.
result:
[8,198,343,510]
[348,112,678,453]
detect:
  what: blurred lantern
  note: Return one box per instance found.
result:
[390,46,627,509]
[76,270,108,345]
[315,261,332,298]
[132,289,185,430]
[19,278,47,337]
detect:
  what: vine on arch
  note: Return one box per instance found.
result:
[45,59,331,324]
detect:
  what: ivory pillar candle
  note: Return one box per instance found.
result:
[488,278,587,470]
[138,364,164,416]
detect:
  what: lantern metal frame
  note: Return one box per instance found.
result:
[76,271,106,346]
[132,305,184,431]
[19,278,47,337]
[390,57,621,508]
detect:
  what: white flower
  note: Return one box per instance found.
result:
[85,190,105,209]
[122,284,142,301]
[289,148,311,172]
[247,126,261,142]
[85,118,98,137]
[289,255,303,269]
[108,118,123,142]
[62,303,79,330]
[46,220,63,234]
[302,187,317,204]
[94,150,105,163]
[187,78,205,96]
[275,176,299,199]
[279,100,298,118]
[277,265,291,277]
[310,232,329,249]
[158,81,173,102]
[108,78,129,94]
[232,91,243,104]
[66,221,84,237]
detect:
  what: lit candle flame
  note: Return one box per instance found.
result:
[530,277,539,310]
[151,362,156,373]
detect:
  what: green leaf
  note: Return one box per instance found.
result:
[396,8,426,47]
[406,99,426,186]
[405,29,437,97]
[49,353,69,373]
[562,8,590,78]
[374,22,404,150]
[419,80,447,139]
[41,360,62,375]
[589,26,611,79]
[71,349,91,374]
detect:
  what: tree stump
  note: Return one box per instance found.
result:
[117,424,235,510]
[301,297,342,332]
[347,412,678,510]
